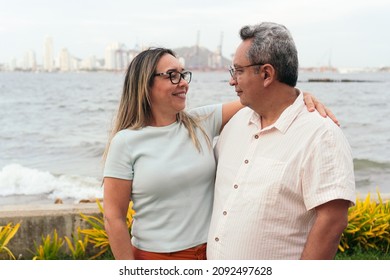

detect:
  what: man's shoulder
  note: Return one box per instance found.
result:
[298,108,340,129]
[296,109,349,146]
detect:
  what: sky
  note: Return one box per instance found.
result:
[1,0,389,68]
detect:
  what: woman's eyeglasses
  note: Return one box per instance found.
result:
[154,71,192,84]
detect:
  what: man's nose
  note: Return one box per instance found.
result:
[229,76,237,86]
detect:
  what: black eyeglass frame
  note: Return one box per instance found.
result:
[154,71,192,84]
[229,63,264,78]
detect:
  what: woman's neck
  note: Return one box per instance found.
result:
[149,114,177,127]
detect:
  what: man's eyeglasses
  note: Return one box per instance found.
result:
[154,71,192,84]
[229,63,264,79]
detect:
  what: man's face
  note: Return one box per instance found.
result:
[230,40,264,108]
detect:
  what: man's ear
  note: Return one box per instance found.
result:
[262,64,275,87]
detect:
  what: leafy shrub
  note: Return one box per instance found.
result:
[79,199,134,259]
[339,192,390,254]
[31,229,65,260]
[0,222,20,260]
[64,230,89,260]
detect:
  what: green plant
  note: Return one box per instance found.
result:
[339,192,390,254]
[79,200,135,259]
[0,222,20,260]
[64,229,89,260]
[31,229,65,260]
[78,200,110,259]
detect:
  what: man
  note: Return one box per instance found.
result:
[207,22,355,260]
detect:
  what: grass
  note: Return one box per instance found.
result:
[336,246,390,260]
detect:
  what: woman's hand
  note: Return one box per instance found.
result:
[303,92,339,126]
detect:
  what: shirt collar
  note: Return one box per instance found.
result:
[248,89,305,134]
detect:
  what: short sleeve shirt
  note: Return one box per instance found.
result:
[104,104,222,252]
[207,93,355,259]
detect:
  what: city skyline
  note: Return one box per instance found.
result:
[1,0,389,68]
[4,35,230,72]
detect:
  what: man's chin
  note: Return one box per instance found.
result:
[239,97,248,106]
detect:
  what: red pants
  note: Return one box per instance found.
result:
[132,243,207,260]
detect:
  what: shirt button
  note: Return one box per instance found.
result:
[215,237,219,242]
[254,135,259,139]
[223,211,227,215]
[234,184,238,189]
[244,159,249,164]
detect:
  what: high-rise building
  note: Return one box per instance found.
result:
[43,36,54,72]
[81,55,97,70]
[23,50,37,71]
[104,43,117,70]
[9,57,17,71]
[105,42,129,71]
[59,48,71,72]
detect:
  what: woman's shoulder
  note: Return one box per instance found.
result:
[114,128,134,138]
[111,128,143,144]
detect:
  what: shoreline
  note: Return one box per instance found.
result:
[0,194,102,209]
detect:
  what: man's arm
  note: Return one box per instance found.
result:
[300,199,350,259]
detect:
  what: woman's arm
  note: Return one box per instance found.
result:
[103,177,134,260]
[221,100,244,131]
[221,92,339,131]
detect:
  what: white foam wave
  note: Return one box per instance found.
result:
[0,164,103,201]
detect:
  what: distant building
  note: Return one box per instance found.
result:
[43,36,54,72]
[174,46,231,70]
[104,42,138,71]
[23,50,37,71]
[59,48,71,72]
[80,55,98,71]
[104,43,116,70]
[9,57,17,71]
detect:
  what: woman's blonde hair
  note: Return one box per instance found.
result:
[102,48,212,163]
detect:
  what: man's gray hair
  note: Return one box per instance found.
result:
[239,22,298,86]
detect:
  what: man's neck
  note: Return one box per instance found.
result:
[254,86,298,129]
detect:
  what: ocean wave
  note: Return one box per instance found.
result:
[353,158,390,170]
[78,141,105,157]
[0,164,103,202]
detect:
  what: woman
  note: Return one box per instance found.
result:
[102,47,335,260]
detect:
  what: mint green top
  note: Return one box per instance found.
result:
[103,104,223,252]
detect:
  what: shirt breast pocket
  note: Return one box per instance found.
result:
[242,157,287,206]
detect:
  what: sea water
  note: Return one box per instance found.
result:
[0,71,389,206]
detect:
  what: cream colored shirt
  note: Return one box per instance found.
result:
[207,92,355,260]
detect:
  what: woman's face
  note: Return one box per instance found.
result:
[149,54,189,125]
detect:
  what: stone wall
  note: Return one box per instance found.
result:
[0,204,100,260]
